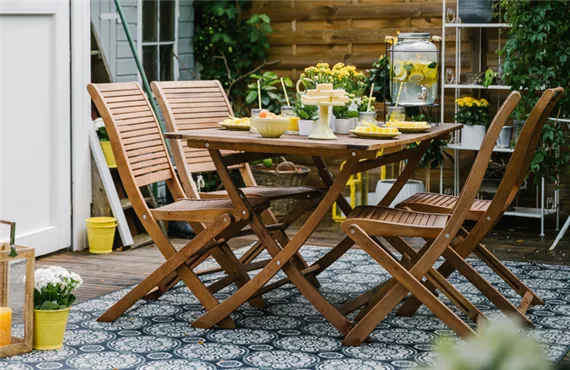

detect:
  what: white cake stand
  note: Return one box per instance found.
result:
[306,101,347,140]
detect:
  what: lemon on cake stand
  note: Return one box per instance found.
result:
[301,83,349,140]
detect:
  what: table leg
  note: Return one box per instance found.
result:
[192,149,361,334]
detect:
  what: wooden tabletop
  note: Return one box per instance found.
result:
[165,123,462,158]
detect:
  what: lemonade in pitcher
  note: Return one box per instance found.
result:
[390,33,439,106]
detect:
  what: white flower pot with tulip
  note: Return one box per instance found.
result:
[455,97,490,149]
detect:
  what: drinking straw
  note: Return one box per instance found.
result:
[257,80,262,109]
[395,82,404,107]
[281,78,291,106]
[367,83,374,112]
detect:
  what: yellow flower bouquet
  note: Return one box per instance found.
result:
[455,97,490,126]
[299,62,368,96]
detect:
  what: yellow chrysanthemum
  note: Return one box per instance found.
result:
[480,98,489,107]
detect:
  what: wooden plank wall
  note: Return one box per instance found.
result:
[246,0,568,217]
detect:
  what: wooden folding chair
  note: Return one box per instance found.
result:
[395,87,564,319]
[340,91,522,345]
[87,82,270,327]
[151,80,321,276]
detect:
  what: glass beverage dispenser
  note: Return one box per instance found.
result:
[390,32,439,106]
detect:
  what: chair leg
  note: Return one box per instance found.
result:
[98,214,237,329]
[215,243,266,308]
[398,228,543,317]
[342,224,477,345]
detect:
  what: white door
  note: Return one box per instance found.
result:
[0,0,71,256]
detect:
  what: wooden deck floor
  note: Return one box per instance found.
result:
[37,213,570,362]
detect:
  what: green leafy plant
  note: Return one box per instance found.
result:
[500,0,570,181]
[357,96,377,113]
[483,68,498,88]
[530,120,570,183]
[367,55,391,102]
[454,97,490,126]
[34,266,82,310]
[194,1,273,115]
[333,94,358,119]
[245,71,292,114]
[293,93,318,120]
[94,118,109,142]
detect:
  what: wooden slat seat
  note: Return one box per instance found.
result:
[200,185,319,202]
[152,197,269,222]
[346,206,449,239]
[397,193,490,221]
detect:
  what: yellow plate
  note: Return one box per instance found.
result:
[349,129,400,139]
[219,122,251,131]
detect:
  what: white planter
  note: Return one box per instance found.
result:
[333,119,352,134]
[461,125,486,149]
[299,120,317,136]
[374,179,425,207]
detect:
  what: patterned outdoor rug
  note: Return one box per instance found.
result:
[2,245,570,370]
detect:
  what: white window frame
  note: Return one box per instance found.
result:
[137,0,179,83]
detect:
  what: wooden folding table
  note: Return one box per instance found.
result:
[165,124,461,335]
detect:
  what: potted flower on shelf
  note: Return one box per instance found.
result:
[455,97,490,149]
[33,266,82,350]
[94,118,116,168]
[293,93,318,136]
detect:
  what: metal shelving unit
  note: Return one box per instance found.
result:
[441,0,560,236]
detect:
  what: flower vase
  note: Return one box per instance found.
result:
[333,119,352,135]
[461,125,486,149]
[33,307,70,350]
[298,120,317,136]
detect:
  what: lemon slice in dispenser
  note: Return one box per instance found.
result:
[408,72,424,83]
[393,64,408,81]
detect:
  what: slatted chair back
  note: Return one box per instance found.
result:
[87,82,187,205]
[421,91,521,262]
[460,88,564,245]
[503,87,565,206]
[151,81,245,198]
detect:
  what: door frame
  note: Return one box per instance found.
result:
[71,0,92,251]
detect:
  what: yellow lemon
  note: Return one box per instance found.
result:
[408,72,424,84]
[393,64,408,81]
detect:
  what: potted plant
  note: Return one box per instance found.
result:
[293,93,318,136]
[455,97,490,148]
[33,266,82,350]
[94,118,116,168]
[298,62,368,97]
[332,94,359,134]
[501,0,570,183]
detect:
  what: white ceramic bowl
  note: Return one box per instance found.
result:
[251,118,289,138]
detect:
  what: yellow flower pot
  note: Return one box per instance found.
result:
[86,217,116,254]
[33,307,70,350]
[100,141,117,168]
